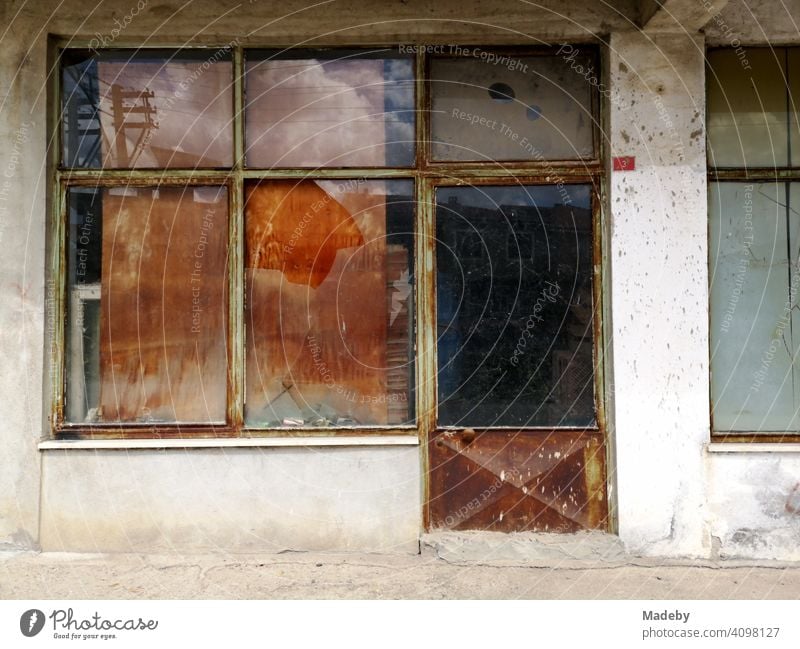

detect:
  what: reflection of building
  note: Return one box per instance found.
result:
[437,193,594,427]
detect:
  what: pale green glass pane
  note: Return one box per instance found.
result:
[710,182,799,431]
[791,183,800,419]
[707,49,789,168]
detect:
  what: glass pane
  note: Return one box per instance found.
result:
[65,186,229,424]
[792,183,800,413]
[790,49,800,167]
[244,179,414,427]
[436,184,595,427]
[709,181,800,431]
[61,50,233,168]
[707,48,789,168]
[245,49,415,167]
[430,52,595,161]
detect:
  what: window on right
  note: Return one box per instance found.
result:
[707,47,800,435]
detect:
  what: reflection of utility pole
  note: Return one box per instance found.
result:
[110,83,158,166]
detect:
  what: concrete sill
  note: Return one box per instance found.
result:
[707,442,800,453]
[39,435,419,450]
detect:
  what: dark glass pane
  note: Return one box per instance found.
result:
[245,49,415,167]
[61,50,233,168]
[431,51,596,161]
[244,179,415,427]
[65,186,229,424]
[65,188,103,422]
[436,184,595,427]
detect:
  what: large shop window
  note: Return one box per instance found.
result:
[708,47,800,436]
[53,44,602,438]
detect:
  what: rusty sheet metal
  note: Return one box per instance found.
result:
[428,429,607,532]
[98,186,229,423]
[243,179,413,428]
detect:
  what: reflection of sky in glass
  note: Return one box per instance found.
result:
[245,52,415,167]
[62,51,233,168]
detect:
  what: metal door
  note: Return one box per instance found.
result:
[426,181,608,533]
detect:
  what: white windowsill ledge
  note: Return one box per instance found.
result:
[39,435,419,450]
[707,442,800,453]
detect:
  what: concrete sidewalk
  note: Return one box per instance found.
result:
[2,549,799,599]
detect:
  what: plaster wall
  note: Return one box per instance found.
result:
[2,0,800,558]
[39,447,421,553]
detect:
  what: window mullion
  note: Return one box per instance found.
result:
[230,46,245,429]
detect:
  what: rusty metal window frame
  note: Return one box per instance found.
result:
[707,45,800,442]
[48,41,606,441]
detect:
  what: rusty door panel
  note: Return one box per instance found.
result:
[428,429,607,532]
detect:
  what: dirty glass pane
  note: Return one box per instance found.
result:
[709,181,800,431]
[430,51,596,161]
[436,184,595,428]
[245,49,415,167]
[61,50,233,168]
[244,179,415,427]
[707,48,789,168]
[65,186,229,424]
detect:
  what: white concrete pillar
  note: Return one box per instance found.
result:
[607,31,711,556]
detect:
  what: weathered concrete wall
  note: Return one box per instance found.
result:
[0,19,47,551]
[40,447,421,553]
[4,0,800,559]
[607,30,711,557]
[705,0,800,46]
[7,0,639,45]
[0,0,638,555]
[707,453,800,560]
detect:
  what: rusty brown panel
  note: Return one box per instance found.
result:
[428,429,608,533]
[99,186,229,423]
[243,179,413,427]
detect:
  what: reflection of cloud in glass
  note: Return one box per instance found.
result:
[71,58,233,168]
[246,55,415,167]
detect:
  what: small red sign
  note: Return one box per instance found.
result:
[613,156,635,171]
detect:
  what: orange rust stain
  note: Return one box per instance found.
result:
[245,180,364,288]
